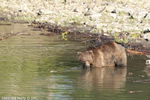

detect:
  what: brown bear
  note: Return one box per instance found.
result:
[78,41,127,68]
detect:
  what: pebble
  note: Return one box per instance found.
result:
[0,0,150,36]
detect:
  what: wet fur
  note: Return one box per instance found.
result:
[78,41,127,68]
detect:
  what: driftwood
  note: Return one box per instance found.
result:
[126,49,150,55]
[31,22,150,56]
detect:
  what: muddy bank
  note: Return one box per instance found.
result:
[0,0,150,51]
[29,22,150,56]
[0,21,149,56]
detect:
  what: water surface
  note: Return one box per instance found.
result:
[0,24,150,100]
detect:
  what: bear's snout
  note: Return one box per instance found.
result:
[82,61,91,68]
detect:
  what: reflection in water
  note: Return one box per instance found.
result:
[0,24,29,33]
[78,66,127,90]
[144,65,150,77]
[0,24,150,100]
[0,24,85,99]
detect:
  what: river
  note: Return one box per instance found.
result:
[0,24,149,100]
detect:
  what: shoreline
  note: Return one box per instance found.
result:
[0,0,149,55]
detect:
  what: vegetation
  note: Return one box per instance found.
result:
[0,0,150,41]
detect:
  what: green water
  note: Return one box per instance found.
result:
[0,24,150,100]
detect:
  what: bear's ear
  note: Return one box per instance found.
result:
[89,50,93,55]
[77,52,82,56]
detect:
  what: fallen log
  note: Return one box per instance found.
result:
[126,49,150,55]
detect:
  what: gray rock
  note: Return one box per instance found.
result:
[142,33,150,41]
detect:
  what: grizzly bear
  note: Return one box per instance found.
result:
[78,41,127,68]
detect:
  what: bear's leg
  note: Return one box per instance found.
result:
[115,52,127,67]
[121,52,127,66]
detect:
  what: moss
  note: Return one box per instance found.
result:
[113,33,128,44]
[114,37,122,43]
[112,33,119,37]
[114,36,128,44]
[123,38,128,43]
[119,11,126,16]
[14,16,34,23]
[129,33,140,38]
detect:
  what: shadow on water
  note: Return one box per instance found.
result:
[0,24,150,100]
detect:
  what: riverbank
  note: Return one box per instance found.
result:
[0,0,150,55]
[0,1,150,32]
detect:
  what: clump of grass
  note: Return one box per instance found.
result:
[115,37,128,44]
[14,16,34,23]
[129,33,140,38]
[113,33,128,44]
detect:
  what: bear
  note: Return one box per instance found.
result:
[78,41,127,68]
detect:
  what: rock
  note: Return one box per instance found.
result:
[90,13,102,19]
[144,12,150,19]
[144,29,150,33]
[1,0,150,36]
[143,33,150,41]
[146,60,150,65]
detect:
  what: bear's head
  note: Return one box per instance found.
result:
[77,50,94,68]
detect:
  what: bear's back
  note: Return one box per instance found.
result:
[87,41,117,53]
